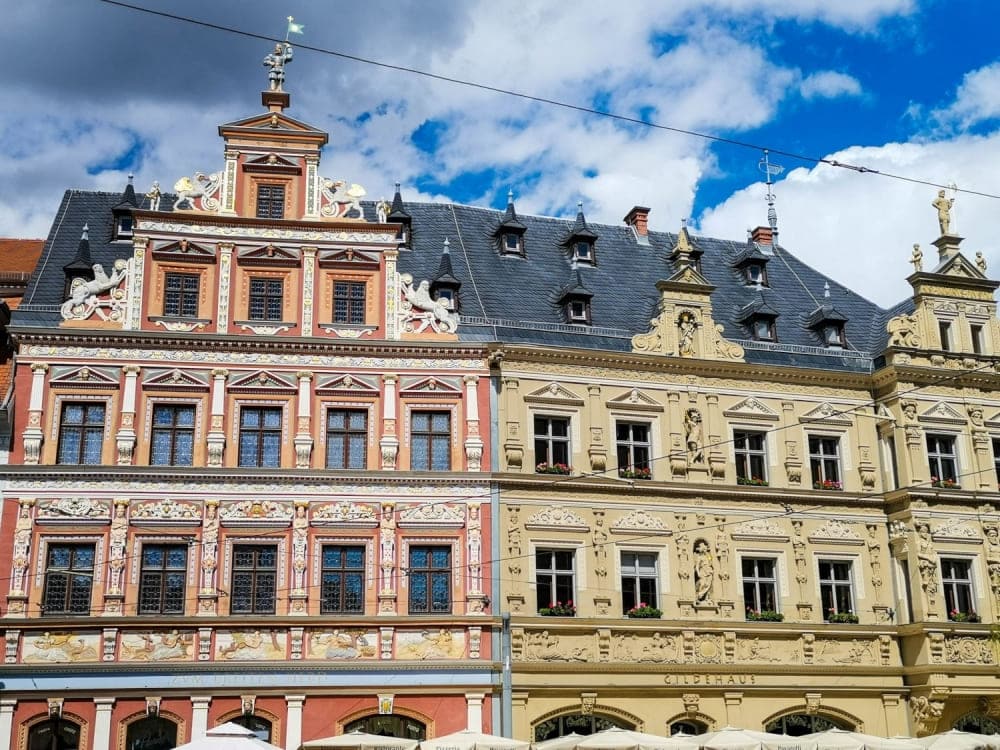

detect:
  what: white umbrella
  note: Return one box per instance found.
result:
[173,722,284,750]
[420,730,530,750]
[803,729,921,750]
[917,730,1000,750]
[696,727,813,750]
[534,734,587,750]
[303,731,419,750]
[564,728,697,750]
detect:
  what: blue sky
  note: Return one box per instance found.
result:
[3,0,1000,306]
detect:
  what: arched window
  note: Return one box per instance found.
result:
[533,714,632,742]
[28,718,81,750]
[126,717,177,750]
[765,715,846,737]
[670,720,708,736]
[954,714,1000,734]
[231,716,272,743]
[344,716,426,741]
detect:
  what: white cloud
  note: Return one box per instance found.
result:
[934,61,1000,130]
[799,71,863,100]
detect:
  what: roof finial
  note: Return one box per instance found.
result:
[577,201,584,212]
[824,281,830,299]
[395,181,401,194]
[759,149,785,245]
[127,173,134,185]
[443,237,451,254]
[507,189,514,205]
[82,224,89,241]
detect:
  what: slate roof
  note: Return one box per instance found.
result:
[15,188,900,373]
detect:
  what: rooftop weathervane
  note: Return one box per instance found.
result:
[758,150,785,244]
[262,17,303,92]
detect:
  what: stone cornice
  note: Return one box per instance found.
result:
[872,362,1000,390]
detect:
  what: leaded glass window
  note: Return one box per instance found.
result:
[411,411,450,471]
[43,544,94,615]
[238,406,282,468]
[326,409,367,469]
[57,402,105,464]
[333,281,366,324]
[321,545,365,614]
[163,273,199,317]
[138,544,187,615]
[408,545,451,614]
[150,404,195,466]
[248,278,283,321]
[256,184,285,219]
[231,544,277,614]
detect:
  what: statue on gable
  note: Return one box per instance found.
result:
[399,273,458,334]
[932,189,954,235]
[61,261,129,321]
[173,171,223,211]
[263,42,294,92]
[320,178,366,219]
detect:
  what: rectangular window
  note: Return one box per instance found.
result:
[927,434,959,484]
[621,551,657,613]
[941,558,975,619]
[742,557,778,616]
[408,545,451,614]
[536,549,575,612]
[939,320,952,351]
[42,544,95,615]
[164,273,200,317]
[503,232,523,254]
[534,416,570,469]
[616,422,651,476]
[333,281,366,324]
[971,324,985,355]
[238,406,282,468]
[753,318,775,341]
[410,411,450,471]
[734,430,767,485]
[150,404,195,466]
[231,544,277,614]
[326,409,367,470]
[819,560,854,618]
[809,435,842,488]
[993,437,1000,482]
[320,545,365,614]
[573,241,593,263]
[248,278,284,321]
[57,402,105,465]
[138,544,188,615]
[256,184,285,219]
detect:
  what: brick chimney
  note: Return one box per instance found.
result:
[624,206,650,236]
[750,226,773,245]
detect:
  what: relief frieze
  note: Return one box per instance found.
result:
[120,631,195,661]
[308,629,378,660]
[23,632,101,663]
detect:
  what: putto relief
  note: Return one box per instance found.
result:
[23,632,101,663]
[396,629,466,660]
[308,629,378,660]
[120,631,195,662]
[216,630,286,660]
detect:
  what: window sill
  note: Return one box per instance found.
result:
[813,483,844,491]
[319,323,378,338]
[737,479,769,487]
[234,320,296,335]
[150,315,211,333]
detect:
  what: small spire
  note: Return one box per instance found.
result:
[127,173,134,185]
[507,189,514,205]
[682,217,688,228]
[824,282,830,299]
[577,201,583,212]
[82,224,89,241]
[64,224,93,275]
[442,237,450,254]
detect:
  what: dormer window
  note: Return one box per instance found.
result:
[745,263,766,286]
[823,324,844,347]
[435,288,455,310]
[503,232,524,255]
[752,317,776,341]
[572,240,594,264]
[117,214,134,239]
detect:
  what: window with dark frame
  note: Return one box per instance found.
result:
[163,273,200,317]
[939,320,953,351]
[256,184,285,219]
[621,551,657,613]
[927,434,959,484]
[230,544,277,614]
[248,278,284,321]
[573,240,593,263]
[326,409,367,469]
[742,557,778,615]
[819,559,854,618]
[57,402,106,465]
[408,545,451,614]
[534,416,570,469]
[42,544,95,615]
[333,281,366,324]
[138,544,187,615]
[752,317,776,341]
[616,422,651,475]
[993,437,1000,482]
[150,404,195,466]
[734,430,767,484]
[536,548,575,612]
[238,406,282,468]
[971,324,985,354]
[745,264,766,286]
[941,558,975,619]
[410,411,451,471]
[567,299,590,324]
[320,545,365,614]
[503,232,523,254]
[809,435,841,487]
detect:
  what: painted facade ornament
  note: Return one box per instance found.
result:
[9,499,34,598]
[911,244,923,272]
[131,498,201,521]
[379,503,397,607]
[291,502,308,596]
[120,631,194,662]
[217,630,285,660]
[397,629,465,659]
[887,313,921,347]
[398,503,465,526]
[220,499,293,522]
[320,178,366,218]
[38,497,110,519]
[23,632,100,662]
[199,501,220,597]
[684,408,704,464]
[932,189,955,235]
[61,261,129,321]
[399,273,458,334]
[309,629,377,659]
[263,42,294,91]
[693,539,715,603]
[107,500,129,594]
[172,172,223,211]
[311,501,378,525]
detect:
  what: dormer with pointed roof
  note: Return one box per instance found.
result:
[494,190,527,256]
[738,291,780,342]
[732,229,771,286]
[111,175,137,241]
[387,182,412,245]
[562,202,598,265]
[63,225,94,298]
[556,261,593,325]
[430,238,462,311]
[807,285,849,348]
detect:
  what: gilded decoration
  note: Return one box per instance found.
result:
[120,632,195,661]
[172,172,223,211]
[216,630,286,660]
[23,632,100,662]
[397,629,466,659]
[308,629,378,660]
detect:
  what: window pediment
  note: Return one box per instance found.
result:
[606,388,663,412]
[398,376,462,397]
[525,507,589,531]
[237,244,300,266]
[524,382,585,406]
[799,402,853,426]
[151,239,216,262]
[723,396,780,422]
[142,368,210,391]
[318,248,380,267]
[49,366,119,389]
[918,401,966,425]
[228,370,297,393]
[315,373,379,396]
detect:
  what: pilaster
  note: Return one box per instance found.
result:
[380,374,399,470]
[116,365,140,465]
[294,371,314,468]
[463,375,483,471]
[93,698,115,750]
[23,363,48,464]
[206,369,228,466]
[217,243,234,334]
[285,695,306,750]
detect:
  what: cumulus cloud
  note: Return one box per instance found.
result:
[933,61,1000,131]
[799,71,863,100]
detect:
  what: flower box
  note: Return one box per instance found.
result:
[619,468,652,480]
[626,604,662,618]
[826,611,859,624]
[931,477,961,489]
[813,480,843,491]
[949,610,980,623]
[536,462,571,475]
[737,477,769,487]
[539,601,577,616]
[746,609,784,622]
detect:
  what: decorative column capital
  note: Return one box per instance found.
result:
[211,369,229,379]
[30,363,49,373]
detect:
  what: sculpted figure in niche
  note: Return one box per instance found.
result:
[693,539,715,603]
[932,189,955,235]
[684,408,704,464]
[677,311,697,357]
[916,523,939,596]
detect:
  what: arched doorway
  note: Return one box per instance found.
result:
[764,715,847,737]
[27,718,81,750]
[344,715,426,740]
[954,713,1000,734]
[126,717,177,750]
[231,716,273,743]
[533,714,633,742]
